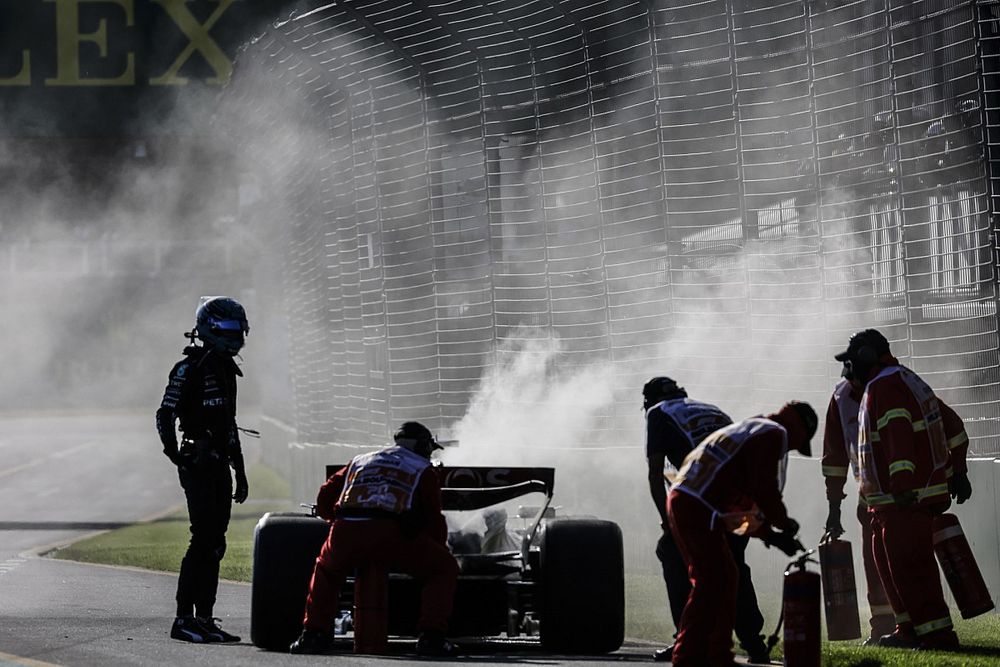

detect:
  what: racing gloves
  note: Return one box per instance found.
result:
[234,470,249,504]
[231,450,249,504]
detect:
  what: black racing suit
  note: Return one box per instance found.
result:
[156,345,246,619]
[647,400,767,656]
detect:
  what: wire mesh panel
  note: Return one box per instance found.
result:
[308,7,394,444]
[236,20,349,447]
[651,0,751,405]
[809,1,911,380]
[498,1,612,365]
[238,0,1000,456]
[572,0,669,428]
[889,0,1000,451]
[732,0,828,410]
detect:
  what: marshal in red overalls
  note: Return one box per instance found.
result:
[667,402,815,667]
[290,422,459,657]
[858,361,969,649]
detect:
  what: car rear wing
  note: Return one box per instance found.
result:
[324,465,554,511]
[325,464,555,564]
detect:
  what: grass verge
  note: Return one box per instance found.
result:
[51,469,1000,666]
[825,616,1000,666]
[625,573,1000,666]
[51,463,296,582]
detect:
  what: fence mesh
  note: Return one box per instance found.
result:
[231,0,1000,457]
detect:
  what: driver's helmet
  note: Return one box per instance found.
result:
[195,296,249,355]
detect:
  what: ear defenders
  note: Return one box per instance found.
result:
[847,341,880,381]
[855,344,878,367]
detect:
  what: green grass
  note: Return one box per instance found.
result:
[243,462,292,502]
[825,616,1000,666]
[625,572,1000,665]
[52,470,1000,665]
[626,572,673,641]
[52,463,295,582]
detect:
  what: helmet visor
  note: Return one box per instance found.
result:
[210,318,249,334]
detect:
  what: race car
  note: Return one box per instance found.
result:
[250,465,625,654]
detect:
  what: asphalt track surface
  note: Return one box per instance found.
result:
[0,413,674,666]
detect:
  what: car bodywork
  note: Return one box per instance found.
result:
[250,464,625,654]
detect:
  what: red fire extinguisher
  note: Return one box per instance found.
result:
[778,551,821,667]
[818,532,861,640]
[933,513,995,619]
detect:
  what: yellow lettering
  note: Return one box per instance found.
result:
[151,0,235,86]
[45,0,135,86]
[0,50,30,86]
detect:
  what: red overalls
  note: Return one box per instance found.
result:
[859,362,968,648]
[821,378,894,638]
[301,446,458,634]
[667,417,795,667]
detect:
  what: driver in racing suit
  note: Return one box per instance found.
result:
[289,422,460,657]
[156,296,250,644]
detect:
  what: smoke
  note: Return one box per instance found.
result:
[0,5,310,413]
[7,0,991,640]
[0,92,247,411]
[443,335,616,465]
[433,239,859,634]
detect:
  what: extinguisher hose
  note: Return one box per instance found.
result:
[766,609,783,652]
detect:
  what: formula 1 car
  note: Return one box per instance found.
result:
[250,465,625,654]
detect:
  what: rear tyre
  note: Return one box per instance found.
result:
[538,518,625,653]
[250,512,329,650]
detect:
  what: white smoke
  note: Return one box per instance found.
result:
[443,334,615,466]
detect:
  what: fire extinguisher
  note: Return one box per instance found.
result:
[933,513,995,619]
[768,551,821,667]
[818,532,861,640]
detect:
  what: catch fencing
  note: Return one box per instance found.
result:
[232,0,1000,461]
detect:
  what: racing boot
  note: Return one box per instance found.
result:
[415,631,461,657]
[289,627,333,655]
[652,644,674,662]
[170,615,209,643]
[197,617,240,643]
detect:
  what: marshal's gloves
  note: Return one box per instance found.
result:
[825,501,844,539]
[949,471,972,505]
[763,529,805,557]
[761,518,804,557]
[892,489,919,508]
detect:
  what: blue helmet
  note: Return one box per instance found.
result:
[195,296,249,355]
